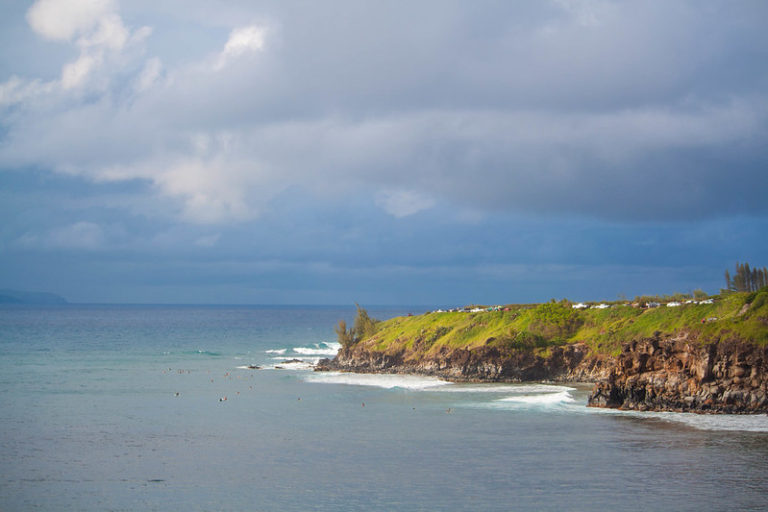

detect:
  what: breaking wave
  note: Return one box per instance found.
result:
[433,384,575,394]
[292,342,341,356]
[265,342,340,358]
[497,390,575,405]
[253,341,342,370]
[304,372,451,390]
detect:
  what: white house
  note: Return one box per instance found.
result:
[667,301,681,307]
[572,303,588,309]
[593,303,610,309]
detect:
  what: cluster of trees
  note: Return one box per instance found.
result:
[725,262,768,293]
[335,304,379,348]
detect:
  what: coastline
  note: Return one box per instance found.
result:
[317,341,768,415]
[320,294,768,414]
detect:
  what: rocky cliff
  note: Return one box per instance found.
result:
[319,342,612,383]
[320,335,768,413]
[587,334,768,413]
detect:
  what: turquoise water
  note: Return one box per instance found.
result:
[1,305,768,511]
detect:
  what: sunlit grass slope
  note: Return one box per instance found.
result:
[358,290,768,359]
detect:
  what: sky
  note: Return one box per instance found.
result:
[1,0,767,305]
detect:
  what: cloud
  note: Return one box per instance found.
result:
[0,0,147,99]
[375,190,435,218]
[61,54,98,89]
[17,221,106,250]
[134,57,162,92]
[1,1,767,227]
[215,25,267,70]
[194,233,220,247]
[26,0,115,41]
[0,76,55,106]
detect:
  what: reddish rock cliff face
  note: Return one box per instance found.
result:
[319,343,612,383]
[587,335,768,413]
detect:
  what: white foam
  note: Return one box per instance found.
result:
[268,361,316,371]
[433,384,575,394]
[586,406,768,432]
[498,390,575,405]
[292,342,341,356]
[664,413,768,432]
[305,372,451,390]
[266,349,286,355]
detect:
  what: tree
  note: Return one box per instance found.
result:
[335,304,379,348]
[335,319,354,348]
[725,262,768,292]
[352,303,378,341]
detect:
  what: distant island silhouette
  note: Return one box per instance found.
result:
[0,289,68,304]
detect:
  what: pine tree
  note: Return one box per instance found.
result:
[335,319,354,348]
[725,262,767,292]
[335,305,379,348]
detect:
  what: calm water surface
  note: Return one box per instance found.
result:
[1,305,767,511]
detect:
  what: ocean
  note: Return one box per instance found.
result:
[1,305,767,511]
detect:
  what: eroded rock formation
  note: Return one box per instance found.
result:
[587,335,768,413]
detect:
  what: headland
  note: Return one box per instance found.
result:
[318,290,768,414]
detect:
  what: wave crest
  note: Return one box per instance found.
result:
[498,390,575,405]
[265,342,341,357]
[305,372,451,390]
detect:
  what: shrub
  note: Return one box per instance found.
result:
[335,304,380,348]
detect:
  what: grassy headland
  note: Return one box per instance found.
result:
[347,290,768,361]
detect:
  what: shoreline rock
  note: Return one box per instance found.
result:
[317,343,612,383]
[319,336,768,414]
[587,336,768,414]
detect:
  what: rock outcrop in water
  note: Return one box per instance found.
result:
[587,335,768,414]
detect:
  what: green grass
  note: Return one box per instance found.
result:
[356,290,768,358]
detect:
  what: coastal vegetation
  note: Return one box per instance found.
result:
[335,303,380,348]
[724,262,768,293]
[341,288,768,361]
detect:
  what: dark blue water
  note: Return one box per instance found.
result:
[1,305,767,511]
